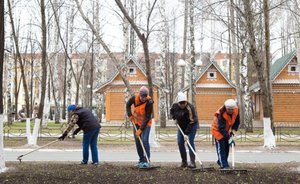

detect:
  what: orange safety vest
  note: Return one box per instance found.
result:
[211,107,238,140]
[132,95,152,127]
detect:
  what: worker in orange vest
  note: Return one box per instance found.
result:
[126,86,153,169]
[211,99,240,170]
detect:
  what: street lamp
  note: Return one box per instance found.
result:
[177,59,202,102]
[86,84,92,110]
[177,59,186,90]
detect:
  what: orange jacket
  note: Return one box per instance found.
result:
[132,95,152,128]
[211,107,239,140]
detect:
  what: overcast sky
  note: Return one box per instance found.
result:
[5,0,291,60]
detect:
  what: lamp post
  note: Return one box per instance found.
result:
[86,84,91,110]
[177,59,186,91]
[177,59,202,102]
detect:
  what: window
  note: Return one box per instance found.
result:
[128,67,136,75]
[222,60,227,67]
[207,71,216,79]
[288,65,299,73]
[155,59,161,68]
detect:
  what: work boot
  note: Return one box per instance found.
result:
[180,161,188,168]
[179,151,188,168]
[188,153,196,168]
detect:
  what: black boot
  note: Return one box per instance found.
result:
[188,153,196,168]
[179,151,188,168]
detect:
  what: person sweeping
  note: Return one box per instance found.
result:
[126,86,154,169]
[170,92,199,168]
[211,99,240,170]
[59,104,101,165]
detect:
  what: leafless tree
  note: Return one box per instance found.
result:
[36,0,48,120]
[115,0,157,98]
[75,0,134,96]
[7,0,31,118]
[0,0,4,116]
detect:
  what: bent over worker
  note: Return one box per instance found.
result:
[59,105,101,165]
[126,86,154,169]
[170,92,199,168]
[211,99,240,169]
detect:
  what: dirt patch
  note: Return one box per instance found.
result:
[1,162,299,184]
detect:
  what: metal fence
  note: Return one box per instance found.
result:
[3,124,300,143]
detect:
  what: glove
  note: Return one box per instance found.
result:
[135,129,142,137]
[129,116,134,122]
[58,133,67,141]
[183,135,189,142]
[228,137,235,146]
[73,128,81,136]
[184,124,193,135]
[230,130,236,137]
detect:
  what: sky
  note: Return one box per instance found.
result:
[5,0,297,61]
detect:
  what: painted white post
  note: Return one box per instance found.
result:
[26,118,40,146]
[31,119,41,145]
[26,118,33,145]
[149,119,160,147]
[263,118,276,149]
[0,114,7,172]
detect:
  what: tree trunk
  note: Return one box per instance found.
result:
[263,0,274,131]
[37,0,47,120]
[181,0,188,89]
[7,0,30,118]
[189,0,196,108]
[0,0,3,115]
[244,0,275,148]
[0,0,6,172]
[75,0,134,96]
[230,0,245,129]
[115,0,157,98]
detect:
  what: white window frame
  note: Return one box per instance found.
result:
[288,65,299,73]
[128,67,137,75]
[207,71,217,79]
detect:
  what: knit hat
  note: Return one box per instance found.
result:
[177,92,187,103]
[139,86,149,97]
[224,99,236,109]
[67,104,77,112]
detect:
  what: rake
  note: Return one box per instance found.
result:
[17,139,60,163]
[220,137,248,173]
[131,121,160,170]
[175,123,215,172]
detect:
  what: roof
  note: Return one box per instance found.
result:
[271,50,296,80]
[182,60,236,91]
[250,50,297,92]
[94,56,160,93]
[195,60,236,88]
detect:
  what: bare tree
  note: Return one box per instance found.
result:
[7,0,30,118]
[189,0,196,107]
[75,0,134,96]
[243,0,275,148]
[37,0,48,120]
[115,0,157,98]
[0,0,4,116]
[0,0,6,172]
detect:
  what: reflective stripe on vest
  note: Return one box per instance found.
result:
[211,107,238,140]
[132,95,152,127]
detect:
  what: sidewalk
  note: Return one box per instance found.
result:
[5,144,300,163]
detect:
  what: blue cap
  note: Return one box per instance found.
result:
[67,104,77,112]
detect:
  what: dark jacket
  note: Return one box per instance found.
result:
[170,102,199,135]
[74,107,101,133]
